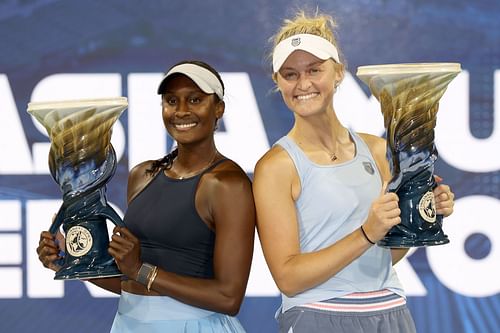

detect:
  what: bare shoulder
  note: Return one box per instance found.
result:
[201,158,252,193]
[127,160,157,204]
[253,145,300,200]
[254,145,295,179]
[357,132,387,159]
[129,160,154,179]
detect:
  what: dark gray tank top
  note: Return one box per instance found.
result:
[124,159,228,278]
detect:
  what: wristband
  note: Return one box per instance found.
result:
[360,225,375,245]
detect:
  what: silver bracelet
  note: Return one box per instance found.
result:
[136,262,156,286]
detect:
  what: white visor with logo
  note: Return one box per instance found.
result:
[272,34,341,73]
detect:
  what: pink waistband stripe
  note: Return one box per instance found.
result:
[301,289,406,313]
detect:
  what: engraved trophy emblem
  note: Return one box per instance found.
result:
[27,97,128,279]
[356,63,461,247]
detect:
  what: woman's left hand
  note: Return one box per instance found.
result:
[433,176,455,217]
[108,226,142,280]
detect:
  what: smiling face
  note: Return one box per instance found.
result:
[276,50,342,118]
[160,74,224,146]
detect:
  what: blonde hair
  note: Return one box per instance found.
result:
[269,10,346,79]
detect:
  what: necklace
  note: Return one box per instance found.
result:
[296,141,338,162]
[295,134,340,162]
[175,150,218,180]
[321,137,340,161]
[318,143,338,161]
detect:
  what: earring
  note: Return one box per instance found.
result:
[334,81,340,92]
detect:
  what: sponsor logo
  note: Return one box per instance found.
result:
[363,161,375,175]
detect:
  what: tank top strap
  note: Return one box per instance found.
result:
[275,130,377,180]
[199,158,231,177]
[275,136,311,179]
[277,130,368,166]
[347,129,376,161]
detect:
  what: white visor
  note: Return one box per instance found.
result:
[272,34,341,73]
[157,63,224,100]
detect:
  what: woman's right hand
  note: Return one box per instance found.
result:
[36,230,65,272]
[363,185,401,243]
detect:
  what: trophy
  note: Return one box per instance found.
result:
[27,97,128,279]
[356,63,461,247]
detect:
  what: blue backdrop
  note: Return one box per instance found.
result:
[0,1,499,332]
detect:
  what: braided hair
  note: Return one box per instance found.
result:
[145,149,179,176]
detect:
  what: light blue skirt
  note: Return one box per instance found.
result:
[110,291,246,333]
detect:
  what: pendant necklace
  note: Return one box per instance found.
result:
[297,139,338,162]
[329,152,338,161]
[323,142,338,162]
[176,150,218,180]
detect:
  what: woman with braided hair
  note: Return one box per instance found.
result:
[37,60,255,332]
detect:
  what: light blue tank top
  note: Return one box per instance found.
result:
[276,130,404,312]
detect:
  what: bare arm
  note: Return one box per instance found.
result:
[87,278,122,294]
[391,248,410,265]
[153,168,255,315]
[253,146,400,297]
[109,162,255,315]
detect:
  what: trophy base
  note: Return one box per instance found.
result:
[378,236,450,248]
[377,221,450,248]
[54,264,123,280]
[52,201,126,281]
[378,177,450,248]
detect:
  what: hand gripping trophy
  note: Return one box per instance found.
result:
[356,63,461,247]
[28,97,128,279]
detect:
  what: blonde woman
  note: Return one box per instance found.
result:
[253,10,454,333]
